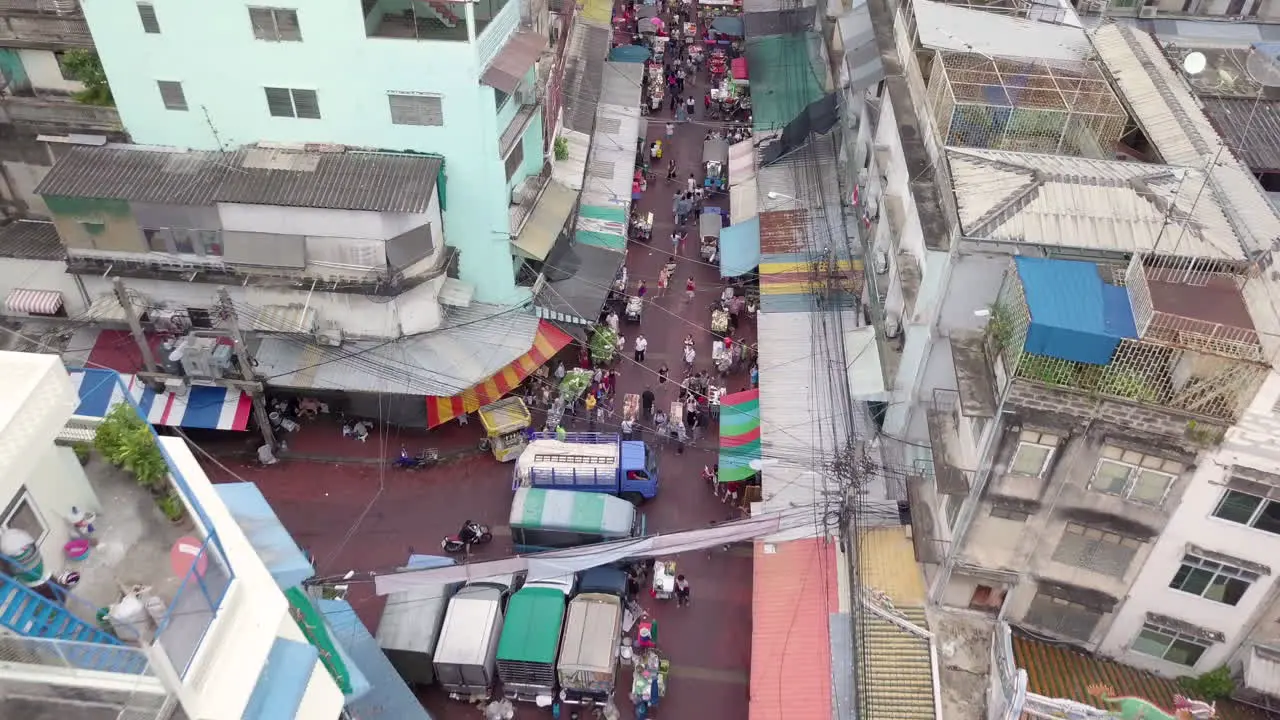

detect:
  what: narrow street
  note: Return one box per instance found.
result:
[195,7,758,718]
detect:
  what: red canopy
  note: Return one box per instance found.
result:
[731,57,748,80]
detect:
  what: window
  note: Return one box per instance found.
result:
[1130,622,1210,667]
[1212,489,1280,535]
[1024,587,1104,641]
[494,89,511,110]
[1090,445,1180,505]
[137,2,160,33]
[505,141,525,181]
[265,87,320,119]
[2,488,47,544]
[249,7,302,41]
[1051,522,1143,578]
[157,81,188,111]
[388,92,444,127]
[1170,554,1257,606]
[145,229,222,257]
[1009,430,1057,476]
[990,505,1029,522]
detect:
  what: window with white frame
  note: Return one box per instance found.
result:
[248,7,302,41]
[1,488,47,544]
[1130,621,1211,666]
[1169,554,1257,606]
[265,87,320,119]
[1090,445,1180,505]
[1008,430,1058,477]
[1051,522,1143,578]
[1212,489,1280,535]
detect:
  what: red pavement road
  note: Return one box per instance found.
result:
[194,11,759,720]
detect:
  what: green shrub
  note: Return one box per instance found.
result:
[554,136,569,161]
[1178,666,1235,701]
[60,51,114,106]
[94,404,168,489]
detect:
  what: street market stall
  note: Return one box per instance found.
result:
[478,397,532,462]
[700,211,722,263]
[703,137,729,191]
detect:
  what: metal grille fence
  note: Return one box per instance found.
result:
[0,635,177,720]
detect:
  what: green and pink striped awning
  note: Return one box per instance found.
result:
[718,389,761,483]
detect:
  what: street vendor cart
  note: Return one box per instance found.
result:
[651,560,677,599]
[478,397,532,462]
[630,646,669,719]
[625,294,644,323]
[710,306,729,335]
[708,48,727,79]
[700,212,722,263]
[629,210,653,242]
[703,137,729,191]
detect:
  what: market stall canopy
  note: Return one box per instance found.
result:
[513,180,578,261]
[711,16,745,36]
[730,178,758,224]
[610,44,651,62]
[637,4,659,17]
[720,217,761,277]
[639,16,662,33]
[425,320,573,427]
[718,390,762,483]
[731,57,749,81]
[481,31,548,94]
[746,32,828,133]
[729,139,755,185]
[69,368,253,431]
[535,241,627,327]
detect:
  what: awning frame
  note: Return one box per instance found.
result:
[513,181,578,262]
[5,288,64,316]
[481,30,548,94]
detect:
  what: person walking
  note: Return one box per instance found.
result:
[684,276,696,301]
[671,230,682,256]
[584,393,598,431]
[657,268,670,297]
[634,334,648,363]
[637,280,648,298]
[687,173,696,193]
[641,386,656,419]
[683,343,696,373]
[674,575,691,607]
[685,94,696,117]
[667,158,677,181]
[665,121,675,139]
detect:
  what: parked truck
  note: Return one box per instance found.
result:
[494,575,576,704]
[513,432,659,503]
[556,567,630,707]
[374,554,458,688]
[433,574,518,700]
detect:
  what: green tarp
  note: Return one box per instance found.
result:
[575,204,628,251]
[745,33,827,133]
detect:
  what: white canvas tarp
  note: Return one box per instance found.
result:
[372,510,812,595]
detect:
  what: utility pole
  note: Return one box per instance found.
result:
[114,278,158,374]
[217,288,278,451]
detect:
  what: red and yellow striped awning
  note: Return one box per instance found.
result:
[425,320,573,428]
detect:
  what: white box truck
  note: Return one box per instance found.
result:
[433,575,517,700]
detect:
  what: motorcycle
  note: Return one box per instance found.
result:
[394,446,439,470]
[441,521,493,553]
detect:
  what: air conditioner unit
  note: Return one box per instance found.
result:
[316,328,344,347]
[1139,0,1158,17]
[164,378,189,397]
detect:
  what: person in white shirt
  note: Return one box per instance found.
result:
[606,310,620,333]
[683,344,696,372]
[634,334,648,362]
[687,174,696,193]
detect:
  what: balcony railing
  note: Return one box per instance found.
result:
[0,636,175,720]
[0,5,92,48]
[0,96,122,131]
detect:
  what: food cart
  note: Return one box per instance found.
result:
[703,137,729,191]
[478,397,533,462]
[629,210,653,242]
[651,560,677,599]
[708,48,727,80]
[630,646,669,719]
[700,212,722,263]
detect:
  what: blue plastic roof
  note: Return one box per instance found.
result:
[214,483,314,591]
[609,44,651,62]
[320,599,434,720]
[720,217,761,278]
[243,638,318,720]
[1015,258,1136,365]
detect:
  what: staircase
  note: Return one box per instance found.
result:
[0,572,148,674]
[416,0,460,27]
[862,606,937,719]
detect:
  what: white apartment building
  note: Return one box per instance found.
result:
[0,352,345,719]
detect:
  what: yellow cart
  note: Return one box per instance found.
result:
[478,397,532,462]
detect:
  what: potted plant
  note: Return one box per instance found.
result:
[94,404,169,494]
[157,493,186,524]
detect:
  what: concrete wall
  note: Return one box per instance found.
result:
[16,49,82,94]
[80,0,529,304]
[0,131,60,217]
[0,444,98,585]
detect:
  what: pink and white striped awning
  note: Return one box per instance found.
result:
[5,288,63,316]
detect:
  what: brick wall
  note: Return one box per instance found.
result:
[1006,379,1227,445]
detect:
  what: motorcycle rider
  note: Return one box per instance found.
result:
[457,520,481,545]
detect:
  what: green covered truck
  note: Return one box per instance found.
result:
[495,576,575,704]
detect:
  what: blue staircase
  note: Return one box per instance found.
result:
[0,572,148,674]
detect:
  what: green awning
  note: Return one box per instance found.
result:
[575,204,628,250]
[719,389,761,482]
[746,33,826,133]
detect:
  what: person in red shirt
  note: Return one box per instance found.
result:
[685,277,696,301]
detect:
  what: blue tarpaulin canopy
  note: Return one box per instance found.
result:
[711,16,744,36]
[214,483,314,591]
[720,217,761,277]
[321,599,434,720]
[1015,257,1137,366]
[610,44,651,62]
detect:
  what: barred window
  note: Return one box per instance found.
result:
[1051,522,1142,578]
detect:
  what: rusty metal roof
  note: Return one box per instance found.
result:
[758,210,809,254]
[1203,98,1280,173]
[749,538,838,720]
[36,145,443,213]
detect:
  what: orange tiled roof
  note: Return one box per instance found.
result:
[749,538,840,720]
[1012,633,1269,720]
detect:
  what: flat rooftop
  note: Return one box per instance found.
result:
[1146,271,1255,332]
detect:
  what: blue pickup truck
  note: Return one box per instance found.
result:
[512,432,659,504]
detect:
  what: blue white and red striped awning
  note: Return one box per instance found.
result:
[68,369,253,431]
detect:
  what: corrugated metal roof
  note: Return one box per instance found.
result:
[838,3,884,95]
[0,220,65,261]
[863,609,936,719]
[1013,633,1268,720]
[320,599,434,720]
[946,147,1246,260]
[1244,646,1280,697]
[580,105,641,211]
[759,210,809,254]
[599,61,644,109]
[253,303,540,395]
[34,146,229,205]
[912,0,1091,62]
[829,612,856,720]
[537,241,624,324]
[1093,24,1280,255]
[749,539,838,720]
[1203,98,1280,173]
[481,30,547,94]
[36,145,443,213]
[562,20,611,134]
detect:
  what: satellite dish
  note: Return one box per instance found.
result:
[1183,51,1207,76]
